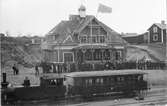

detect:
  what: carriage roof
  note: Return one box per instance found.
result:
[40,73,65,79]
[65,70,147,78]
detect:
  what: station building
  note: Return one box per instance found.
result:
[41,5,127,71]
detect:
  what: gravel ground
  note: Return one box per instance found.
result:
[1,66,41,86]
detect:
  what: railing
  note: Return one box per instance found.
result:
[40,61,166,73]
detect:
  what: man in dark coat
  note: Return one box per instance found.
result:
[35,65,39,76]
[22,76,30,87]
[12,64,19,75]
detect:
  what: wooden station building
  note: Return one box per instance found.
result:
[41,5,127,72]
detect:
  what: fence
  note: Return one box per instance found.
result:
[40,61,166,73]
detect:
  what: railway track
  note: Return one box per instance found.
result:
[108,94,167,106]
[65,93,167,106]
[2,87,167,106]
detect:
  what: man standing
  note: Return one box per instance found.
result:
[35,65,39,76]
[12,64,19,75]
[22,76,30,87]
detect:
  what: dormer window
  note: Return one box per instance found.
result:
[78,5,86,18]
[153,27,158,33]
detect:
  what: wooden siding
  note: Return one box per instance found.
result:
[149,25,162,43]
[163,29,166,43]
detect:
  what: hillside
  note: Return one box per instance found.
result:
[0,36,42,68]
[126,44,166,62]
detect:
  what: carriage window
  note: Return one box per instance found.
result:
[127,76,132,81]
[85,79,89,85]
[133,75,138,81]
[110,77,114,82]
[89,79,93,84]
[96,78,100,84]
[85,78,93,85]
[96,78,103,84]
[117,77,124,82]
[138,75,143,81]
[100,78,103,84]
[50,79,57,85]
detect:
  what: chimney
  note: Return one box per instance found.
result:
[78,5,86,18]
[161,20,165,25]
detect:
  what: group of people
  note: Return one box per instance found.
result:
[12,63,40,76]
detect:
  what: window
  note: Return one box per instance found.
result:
[104,50,110,60]
[116,51,122,60]
[85,78,93,85]
[90,35,105,43]
[96,36,99,43]
[96,78,100,84]
[138,75,143,81]
[100,78,103,84]
[110,77,114,82]
[85,50,92,60]
[153,27,158,33]
[88,79,92,84]
[80,36,87,43]
[92,36,96,43]
[94,50,102,60]
[96,78,103,84]
[153,34,158,41]
[99,36,105,43]
[64,52,74,63]
[117,77,124,82]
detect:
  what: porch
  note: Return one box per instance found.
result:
[72,45,119,64]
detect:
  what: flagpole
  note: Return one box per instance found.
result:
[165,0,167,69]
[95,11,99,19]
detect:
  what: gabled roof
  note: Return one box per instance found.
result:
[148,23,166,30]
[46,15,126,44]
[154,23,166,29]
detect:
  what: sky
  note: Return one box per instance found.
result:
[0,0,166,36]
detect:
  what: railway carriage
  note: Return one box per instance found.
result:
[64,70,148,97]
[2,70,149,103]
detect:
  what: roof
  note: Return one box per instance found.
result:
[122,33,138,37]
[40,73,67,79]
[46,15,126,44]
[65,70,147,78]
[72,44,114,49]
[148,23,166,30]
[47,15,94,43]
[154,23,166,29]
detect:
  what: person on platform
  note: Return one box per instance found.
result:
[35,64,39,76]
[12,64,19,75]
[22,76,30,87]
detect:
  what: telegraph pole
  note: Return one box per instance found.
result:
[166,0,167,69]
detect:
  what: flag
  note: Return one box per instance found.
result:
[98,3,112,13]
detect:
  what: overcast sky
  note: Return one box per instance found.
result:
[0,0,166,36]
